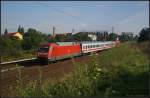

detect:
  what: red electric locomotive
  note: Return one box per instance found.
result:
[37,42,81,63]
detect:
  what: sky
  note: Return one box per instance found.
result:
[1,1,149,35]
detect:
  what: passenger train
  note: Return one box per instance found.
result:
[37,40,120,64]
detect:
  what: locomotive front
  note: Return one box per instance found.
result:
[37,44,50,61]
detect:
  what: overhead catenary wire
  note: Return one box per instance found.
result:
[14,2,109,30]
[37,2,109,28]
[2,2,114,33]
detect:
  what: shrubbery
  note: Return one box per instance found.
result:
[9,42,148,97]
[1,28,49,62]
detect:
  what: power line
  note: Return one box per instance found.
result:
[2,2,111,32]
[34,2,108,28]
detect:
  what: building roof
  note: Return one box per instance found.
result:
[6,32,20,36]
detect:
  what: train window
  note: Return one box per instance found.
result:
[83,46,85,49]
[38,47,49,52]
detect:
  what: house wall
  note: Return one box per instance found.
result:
[14,33,23,40]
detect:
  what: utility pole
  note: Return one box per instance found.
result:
[112,26,114,33]
[52,26,56,38]
[72,29,75,34]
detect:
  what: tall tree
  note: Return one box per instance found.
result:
[22,28,48,50]
[17,25,21,33]
[20,27,24,35]
[107,33,117,41]
[17,25,24,35]
[138,27,149,42]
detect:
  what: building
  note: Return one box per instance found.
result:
[66,33,72,36]
[87,32,97,41]
[121,32,133,37]
[5,32,23,40]
[95,31,108,41]
[77,32,97,41]
[77,31,108,41]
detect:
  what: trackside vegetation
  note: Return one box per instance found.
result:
[1,27,149,62]
[9,41,149,97]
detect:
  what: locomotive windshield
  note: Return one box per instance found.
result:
[38,47,49,52]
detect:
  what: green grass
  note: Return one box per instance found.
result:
[9,41,149,97]
[95,42,149,96]
[1,50,35,62]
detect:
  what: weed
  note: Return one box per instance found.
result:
[10,42,148,97]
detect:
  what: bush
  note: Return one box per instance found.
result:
[95,42,149,96]
[10,42,148,97]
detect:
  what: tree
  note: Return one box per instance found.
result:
[22,28,49,50]
[65,34,74,42]
[17,25,24,35]
[4,29,8,35]
[0,36,22,57]
[133,35,139,41]
[17,25,21,33]
[107,33,117,41]
[138,28,149,42]
[20,27,24,35]
[48,36,57,42]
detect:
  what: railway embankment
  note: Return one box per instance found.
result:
[1,42,149,97]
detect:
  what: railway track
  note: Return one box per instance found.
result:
[0,58,37,72]
[1,58,36,65]
[1,55,91,96]
[0,54,85,73]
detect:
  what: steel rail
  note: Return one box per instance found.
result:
[0,58,36,65]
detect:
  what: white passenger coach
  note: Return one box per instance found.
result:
[80,41,116,53]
